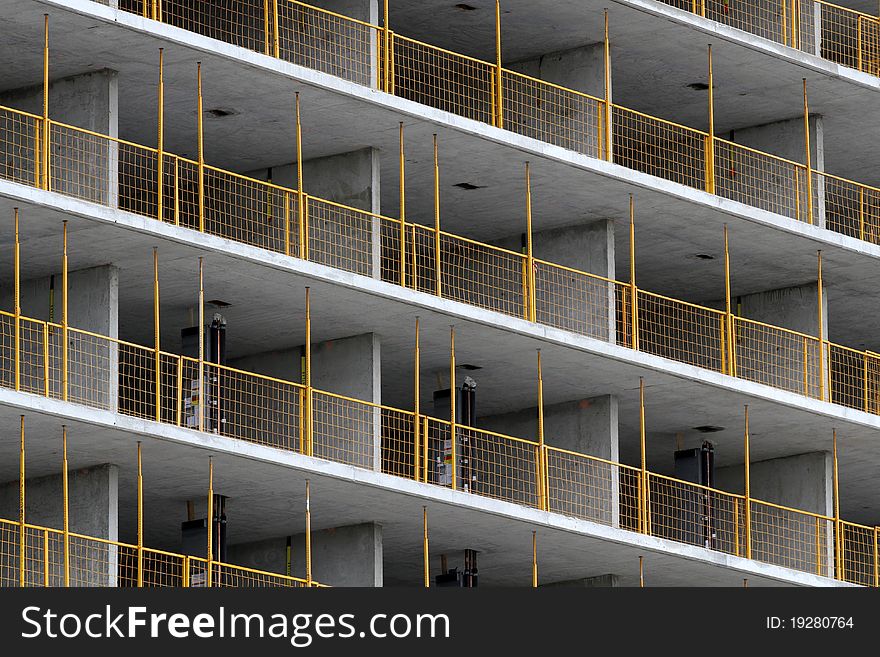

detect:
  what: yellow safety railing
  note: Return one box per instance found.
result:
[1,306,878,584]
[0,517,323,587]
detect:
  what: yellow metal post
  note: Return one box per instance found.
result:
[817,250,825,401]
[639,377,648,534]
[639,555,644,588]
[42,14,49,191]
[296,93,306,259]
[153,248,161,422]
[173,157,180,226]
[137,441,143,587]
[207,457,213,587]
[803,79,814,225]
[14,208,20,392]
[197,63,205,233]
[152,0,158,21]
[706,45,716,194]
[383,0,390,92]
[264,0,271,55]
[305,479,312,586]
[744,405,752,560]
[62,221,68,402]
[198,258,205,433]
[433,135,442,297]
[423,506,429,588]
[532,531,538,588]
[42,323,49,397]
[42,528,49,587]
[272,0,280,58]
[157,49,164,223]
[833,429,841,580]
[62,425,69,587]
[873,526,878,588]
[537,350,547,511]
[19,415,25,587]
[603,11,612,162]
[724,225,735,376]
[399,122,407,287]
[305,287,313,457]
[629,196,639,350]
[422,415,429,483]
[449,325,457,491]
[494,0,503,129]
[525,162,536,323]
[414,317,420,480]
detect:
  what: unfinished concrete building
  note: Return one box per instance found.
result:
[1,0,879,588]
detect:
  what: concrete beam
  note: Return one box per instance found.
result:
[542,573,620,587]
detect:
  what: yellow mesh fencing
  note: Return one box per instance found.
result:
[0,518,321,587]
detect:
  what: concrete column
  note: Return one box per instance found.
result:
[721,115,825,227]
[507,43,606,158]
[247,148,382,277]
[0,70,119,206]
[480,395,620,526]
[0,266,119,410]
[492,219,616,341]
[542,574,619,587]
[227,522,383,586]
[229,333,381,469]
[0,464,119,586]
[716,452,833,575]
[312,1,380,88]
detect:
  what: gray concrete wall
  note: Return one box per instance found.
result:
[492,219,616,341]
[480,396,619,525]
[0,70,119,206]
[0,464,119,586]
[227,522,383,587]
[717,451,833,576]
[229,333,381,468]
[0,266,119,410]
[721,116,825,226]
[246,148,381,277]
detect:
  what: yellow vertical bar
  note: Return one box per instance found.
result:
[206,457,213,587]
[803,79,814,226]
[14,208,21,392]
[525,162,536,323]
[817,251,825,401]
[495,0,503,129]
[153,248,161,423]
[816,516,821,576]
[413,317,420,480]
[42,15,49,192]
[532,531,538,588]
[42,323,49,397]
[803,336,809,396]
[383,0,390,92]
[42,528,48,587]
[296,93,306,260]
[724,225,735,376]
[62,221,68,402]
[734,497,740,557]
[795,170,801,222]
[707,45,715,195]
[422,416,428,483]
[858,18,864,72]
[305,287,313,457]
[305,479,312,586]
[151,0,158,21]
[198,258,205,433]
[873,526,878,588]
[273,0,280,58]
[783,0,789,47]
[859,186,865,241]
[449,326,457,491]
[157,49,164,223]
[603,11,612,162]
[61,425,69,587]
[284,192,291,257]
[537,350,547,511]
[639,555,644,587]
[744,405,752,560]
[629,196,639,351]
[423,506,429,588]
[137,441,143,588]
[175,356,183,426]
[197,63,205,233]
[182,556,190,587]
[433,135,442,297]
[639,377,648,535]
[264,0,271,55]
[19,415,25,587]
[173,157,179,226]
[399,122,406,287]
[832,429,841,580]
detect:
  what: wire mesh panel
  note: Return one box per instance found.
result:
[613,106,708,190]
[214,561,310,587]
[456,426,540,507]
[117,547,188,587]
[647,474,743,556]
[545,447,618,525]
[733,317,821,397]
[308,196,378,276]
[49,122,119,206]
[393,36,496,124]
[828,343,871,412]
[279,1,377,86]
[637,292,725,371]
[751,501,831,576]
[0,106,40,186]
[380,407,418,479]
[407,223,439,294]
[440,233,527,317]
[534,261,618,342]
[0,520,20,587]
[820,173,880,244]
[819,2,880,73]
[17,317,48,396]
[118,140,160,219]
[159,0,270,53]
[311,391,378,469]
[66,328,117,410]
[502,70,604,157]
[838,521,877,586]
[715,140,807,221]
[705,0,792,46]
[66,534,121,586]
